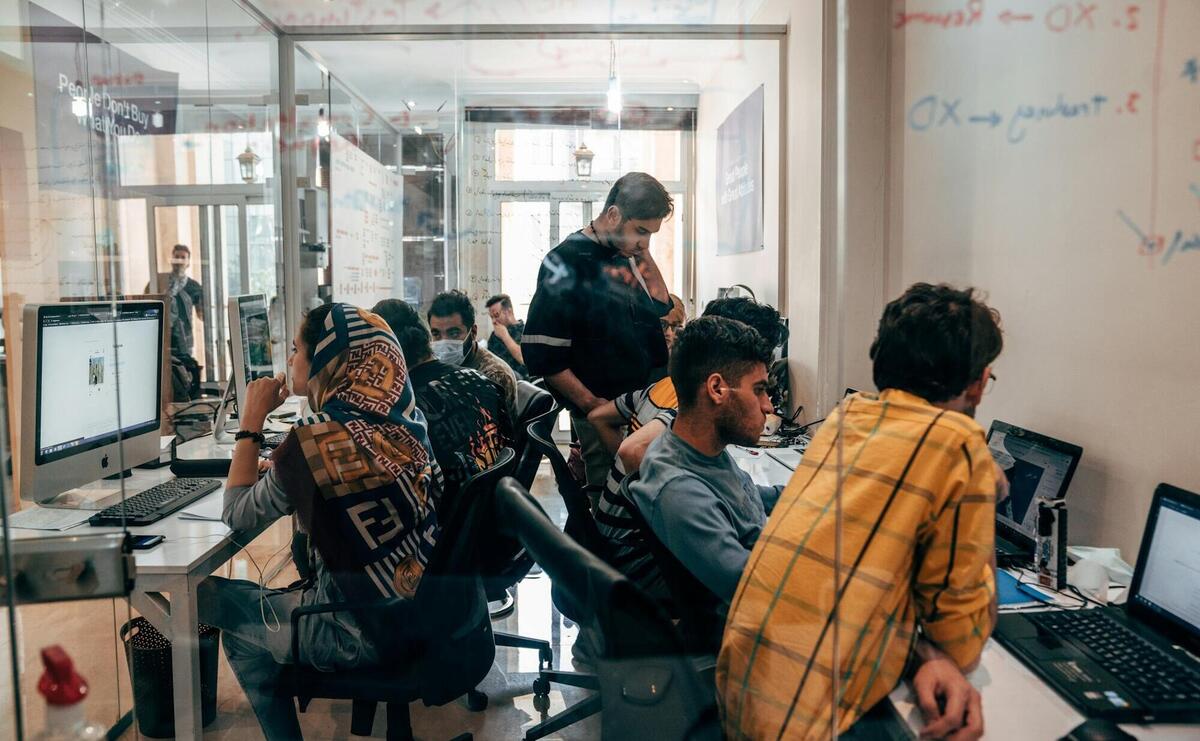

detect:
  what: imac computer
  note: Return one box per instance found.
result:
[20,301,165,507]
[214,294,277,440]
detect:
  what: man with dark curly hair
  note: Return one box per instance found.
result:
[719,282,1003,741]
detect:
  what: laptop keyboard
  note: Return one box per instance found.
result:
[1029,610,1200,705]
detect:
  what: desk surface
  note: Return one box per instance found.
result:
[890,640,1200,739]
[6,432,281,575]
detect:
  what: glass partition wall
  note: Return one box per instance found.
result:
[0,0,283,737]
[2,7,796,738]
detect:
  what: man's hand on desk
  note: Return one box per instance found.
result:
[913,647,984,740]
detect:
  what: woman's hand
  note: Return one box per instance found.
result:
[241,373,288,431]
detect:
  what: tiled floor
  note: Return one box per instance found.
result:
[0,461,599,740]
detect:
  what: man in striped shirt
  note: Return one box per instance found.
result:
[718,283,1003,740]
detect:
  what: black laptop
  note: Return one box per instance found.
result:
[994,483,1200,722]
[986,421,1083,562]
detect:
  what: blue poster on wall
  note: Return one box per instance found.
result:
[716,85,764,256]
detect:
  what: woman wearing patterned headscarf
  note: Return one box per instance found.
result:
[198,303,441,740]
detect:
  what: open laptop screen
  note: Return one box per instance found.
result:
[986,421,1082,542]
[1132,485,1200,641]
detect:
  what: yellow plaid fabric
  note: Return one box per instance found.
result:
[717,390,996,739]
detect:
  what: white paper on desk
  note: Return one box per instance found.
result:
[7,506,95,531]
[742,461,774,488]
[179,497,224,522]
[765,448,802,470]
[160,435,175,453]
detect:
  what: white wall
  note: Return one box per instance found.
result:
[694,39,782,310]
[885,2,1200,560]
[744,0,887,424]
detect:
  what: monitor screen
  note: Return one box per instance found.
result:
[235,295,274,384]
[987,421,1081,541]
[1133,488,1200,639]
[35,303,162,464]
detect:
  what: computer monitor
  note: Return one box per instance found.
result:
[986,420,1083,550]
[1129,484,1200,646]
[226,294,276,406]
[20,301,164,505]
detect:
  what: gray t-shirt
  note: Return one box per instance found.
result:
[627,429,782,603]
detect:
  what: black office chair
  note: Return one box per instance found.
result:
[493,478,721,741]
[284,448,515,740]
[512,380,557,490]
[520,417,612,739]
[483,383,558,671]
[618,472,725,655]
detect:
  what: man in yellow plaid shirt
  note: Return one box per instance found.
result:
[718,283,1004,740]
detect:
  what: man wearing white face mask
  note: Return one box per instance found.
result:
[427,290,517,413]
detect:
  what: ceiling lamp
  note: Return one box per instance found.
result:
[573,142,594,179]
[236,145,261,183]
[606,41,622,115]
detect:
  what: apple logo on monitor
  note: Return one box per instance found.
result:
[101,454,109,469]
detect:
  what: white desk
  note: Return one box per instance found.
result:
[729,445,797,488]
[889,641,1200,739]
[9,434,272,740]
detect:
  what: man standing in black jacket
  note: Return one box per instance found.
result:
[522,172,674,495]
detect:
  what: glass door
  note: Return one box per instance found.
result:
[148,201,255,395]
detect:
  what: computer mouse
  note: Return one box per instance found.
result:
[1059,719,1136,741]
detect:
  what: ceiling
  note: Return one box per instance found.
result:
[298,37,774,116]
[24,0,780,127]
[250,0,773,28]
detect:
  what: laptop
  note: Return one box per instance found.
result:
[986,421,1083,562]
[994,483,1200,722]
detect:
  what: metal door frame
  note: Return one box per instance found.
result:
[145,195,260,383]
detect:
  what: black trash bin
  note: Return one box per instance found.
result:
[121,617,220,738]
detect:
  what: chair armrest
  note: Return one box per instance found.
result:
[289,597,406,663]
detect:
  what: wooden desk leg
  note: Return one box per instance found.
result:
[168,574,204,741]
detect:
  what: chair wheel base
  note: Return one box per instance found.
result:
[466,689,489,712]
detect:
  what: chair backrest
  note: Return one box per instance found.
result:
[512,382,558,489]
[409,447,515,705]
[618,472,724,655]
[524,412,603,552]
[493,478,720,740]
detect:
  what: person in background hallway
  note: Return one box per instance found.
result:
[485,294,528,380]
[427,289,517,412]
[374,298,513,515]
[522,172,674,495]
[198,303,440,740]
[156,243,204,399]
[718,282,1004,741]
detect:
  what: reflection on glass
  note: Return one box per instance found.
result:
[495,127,681,183]
[500,201,551,317]
[558,201,585,242]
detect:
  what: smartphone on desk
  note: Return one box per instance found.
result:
[129,534,164,550]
